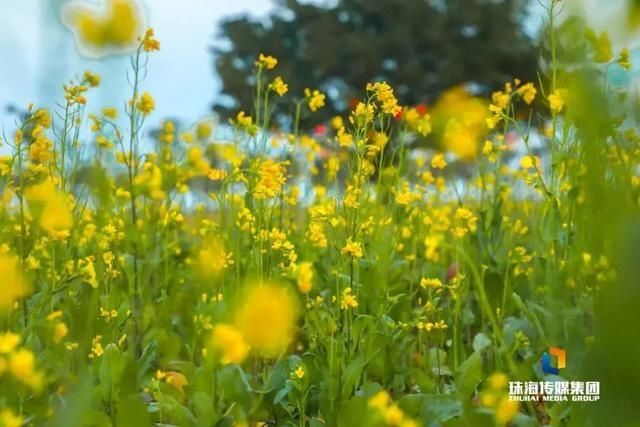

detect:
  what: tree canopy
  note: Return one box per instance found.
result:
[213,0,538,127]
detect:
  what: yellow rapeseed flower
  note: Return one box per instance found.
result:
[548,89,564,114]
[234,283,298,358]
[305,88,326,112]
[64,0,143,56]
[135,92,155,115]
[256,53,278,70]
[0,253,30,311]
[209,324,249,365]
[10,349,43,391]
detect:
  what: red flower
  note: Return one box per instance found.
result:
[313,124,328,137]
[416,104,429,115]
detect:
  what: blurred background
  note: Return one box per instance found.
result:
[0,0,638,131]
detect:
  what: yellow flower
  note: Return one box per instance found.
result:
[548,89,564,114]
[0,408,23,427]
[337,127,354,147]
[331,116,344,130]
[350,102,375,126]
[102,106,118,119]
[270,76,288,96]
[431,153,447,169]
[53,322,69,344]
[230,111,258,136]
[340,287,358,310]
[366,81,401,116]
[253,159,287,200]
[0,333,20,354]
[64,0,143,55]
[234,283,298,358]
[0,253,30,311]
[495,398,519,424]
[256,53,278,70]
[209,324,249,365]
[617,48,632,71]
[141,28,160,52]
[295,262,314,294]
[293,365,305,379]
[585,29,613,63]
[420,278,443,289]
[305,88,326,112]
[136,92,155,115]
[197,239,233,278]
[520,155,538,170]
[368,391,390,410]
[10,349,42,391]
[341,238,363,259]
[196,121,213,140]
[88,335,104,359]
[83,70,101,87]
[516,82,537,105]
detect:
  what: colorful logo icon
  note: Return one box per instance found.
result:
[541,347,566,375]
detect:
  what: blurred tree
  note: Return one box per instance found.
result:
[212,0,538,128]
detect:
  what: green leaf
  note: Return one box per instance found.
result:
[454,351,482,398]
[341,354,366,398]
[99,343,127,403]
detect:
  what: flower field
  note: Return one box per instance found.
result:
[0,1,639,426]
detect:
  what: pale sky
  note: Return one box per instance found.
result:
[0,0,636,133]
[0,0,275,130]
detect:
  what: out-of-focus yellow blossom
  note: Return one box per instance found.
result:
[617,48,631,71]
[585,29,613,63]
[293,365,305,379]
[431,153,447,169]
[83,70,101,87]
[305,88,326,112]
[141,28,160,52]
[295,262,314,294]
[548,89,565,114]
[63,0,143,56]
[196,121,213,140]
[0,408,23,427]
[253,159,287,200]
[420,278,443,290]
[102,107,118,120]
[350,102,375,126]
[341,238,363,259]
[520,155,539,170]
[10,349,43,391]
[331,116,344,130]
[53,322,69,344]
[88,335,104,359]
[480,372,519,425]
[0,333,20,354]
[367,81,402,116]
[256,53,278,70]
[337,127,354,147]
[197,239,233,278]
[135,92,155,115]
[209,324,249,365]
[234,283,298,358]
[402,107,432,136]
[431,86,489,158]
[230,111,258,136]
[516,82,537,105]
[0,252,29,311]
[368,390,417,426]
